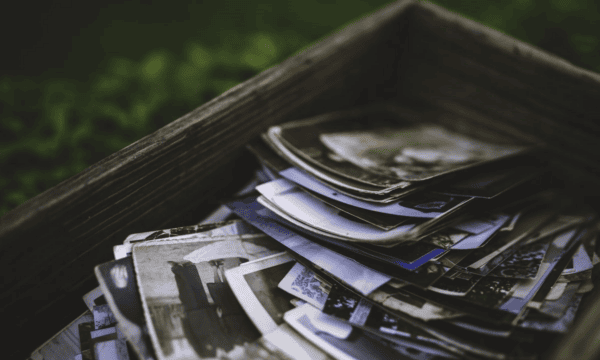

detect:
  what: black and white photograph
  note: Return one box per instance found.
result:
[114,220,259,260]
[368,285,463,321]
[82,286,106,311]
[321,283,500,359]
[518,295,584,333]
[274,113,526,184]
[455,206,558,273]
[560,244,594,277]
[488,241,551,279]
[226,197,392,295]
[224,252,297,335]
[29,312,94,360]
[257,200,447,272]
[428,270,482,296]
[497,229,585,319]
[357,241,445,266]
[93,304,118,330]
[132,235,284,360]
[422,229,470,249]
[279,166,419,203]
[263,131,406,196]
[364,306,465,359]
[444,213,511,250]
[95,257,156,360]
[278,262,332,310]
[255,179,422,245]
[432,161,542,199]
[285,303,440,360]
[275,171,469,218]
[303,190,414,230]
[454,275,519,311]
[124,220,254,243]
[529,282,582,319]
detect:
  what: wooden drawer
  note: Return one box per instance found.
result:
[3,0,600,358]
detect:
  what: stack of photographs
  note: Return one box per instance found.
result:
[226,106,600,359]
[29,106,600,360]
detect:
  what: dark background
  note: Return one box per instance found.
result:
[1,0,599,217]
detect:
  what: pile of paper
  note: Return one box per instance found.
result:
[31,106,600,360]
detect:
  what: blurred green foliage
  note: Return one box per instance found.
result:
[1,0,599,218]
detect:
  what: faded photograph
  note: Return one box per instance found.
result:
[95,257,155,360]
[285,304,410,360]
[489,242,550,279]
[133,235,284,360]
[319,125,524,181]
[242,261,297,327]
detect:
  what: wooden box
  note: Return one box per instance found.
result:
[3,0,600,358]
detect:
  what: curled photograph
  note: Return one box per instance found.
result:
[319,125,525,181]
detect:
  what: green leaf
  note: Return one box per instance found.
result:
[140,51,171,81]
[242,32,279,70]
[186,43,214,70]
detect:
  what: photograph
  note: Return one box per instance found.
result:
[368,285,463,322]
[82,286,105,311]
[401,282,518,324]
[133,234,285,360]
[428,270,482,297]
[442,213,511,250]
[445,318,515,339]
[320,283,482,359]
[498,228,582,315]
[285,304,426,360]
[273,173,463,218]
[323,285,374,328]
[255,190,423,245]
[436,250,475,269]
[304,190,413,230]
[258,323,334,360]
[224,253,297,335]
[93,304,117,330]
[124,220,256,244]
[247,140,293,174]
[29,312,94,360]
[79,321,95,359]
[271,125,407,189]
[488,241,550,279]
[226,197,392,295]
[455,206,558,274]
[262,132,410,196]
[278,262,332,310]
[95,257,156,360]
[114,220,261,259]
[93,338,130,360]
[432,161,541,199]
[560,244,594,276]
[279,166,419,204]
[422,229,470,249]
[518,295,584,333]
[530,282,581,319]
[275,114,526,183]
[253,195,447,272]
[364,306,463,359]
[354,241,446,270]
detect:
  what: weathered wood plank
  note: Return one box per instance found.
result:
[0,1,415,358]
